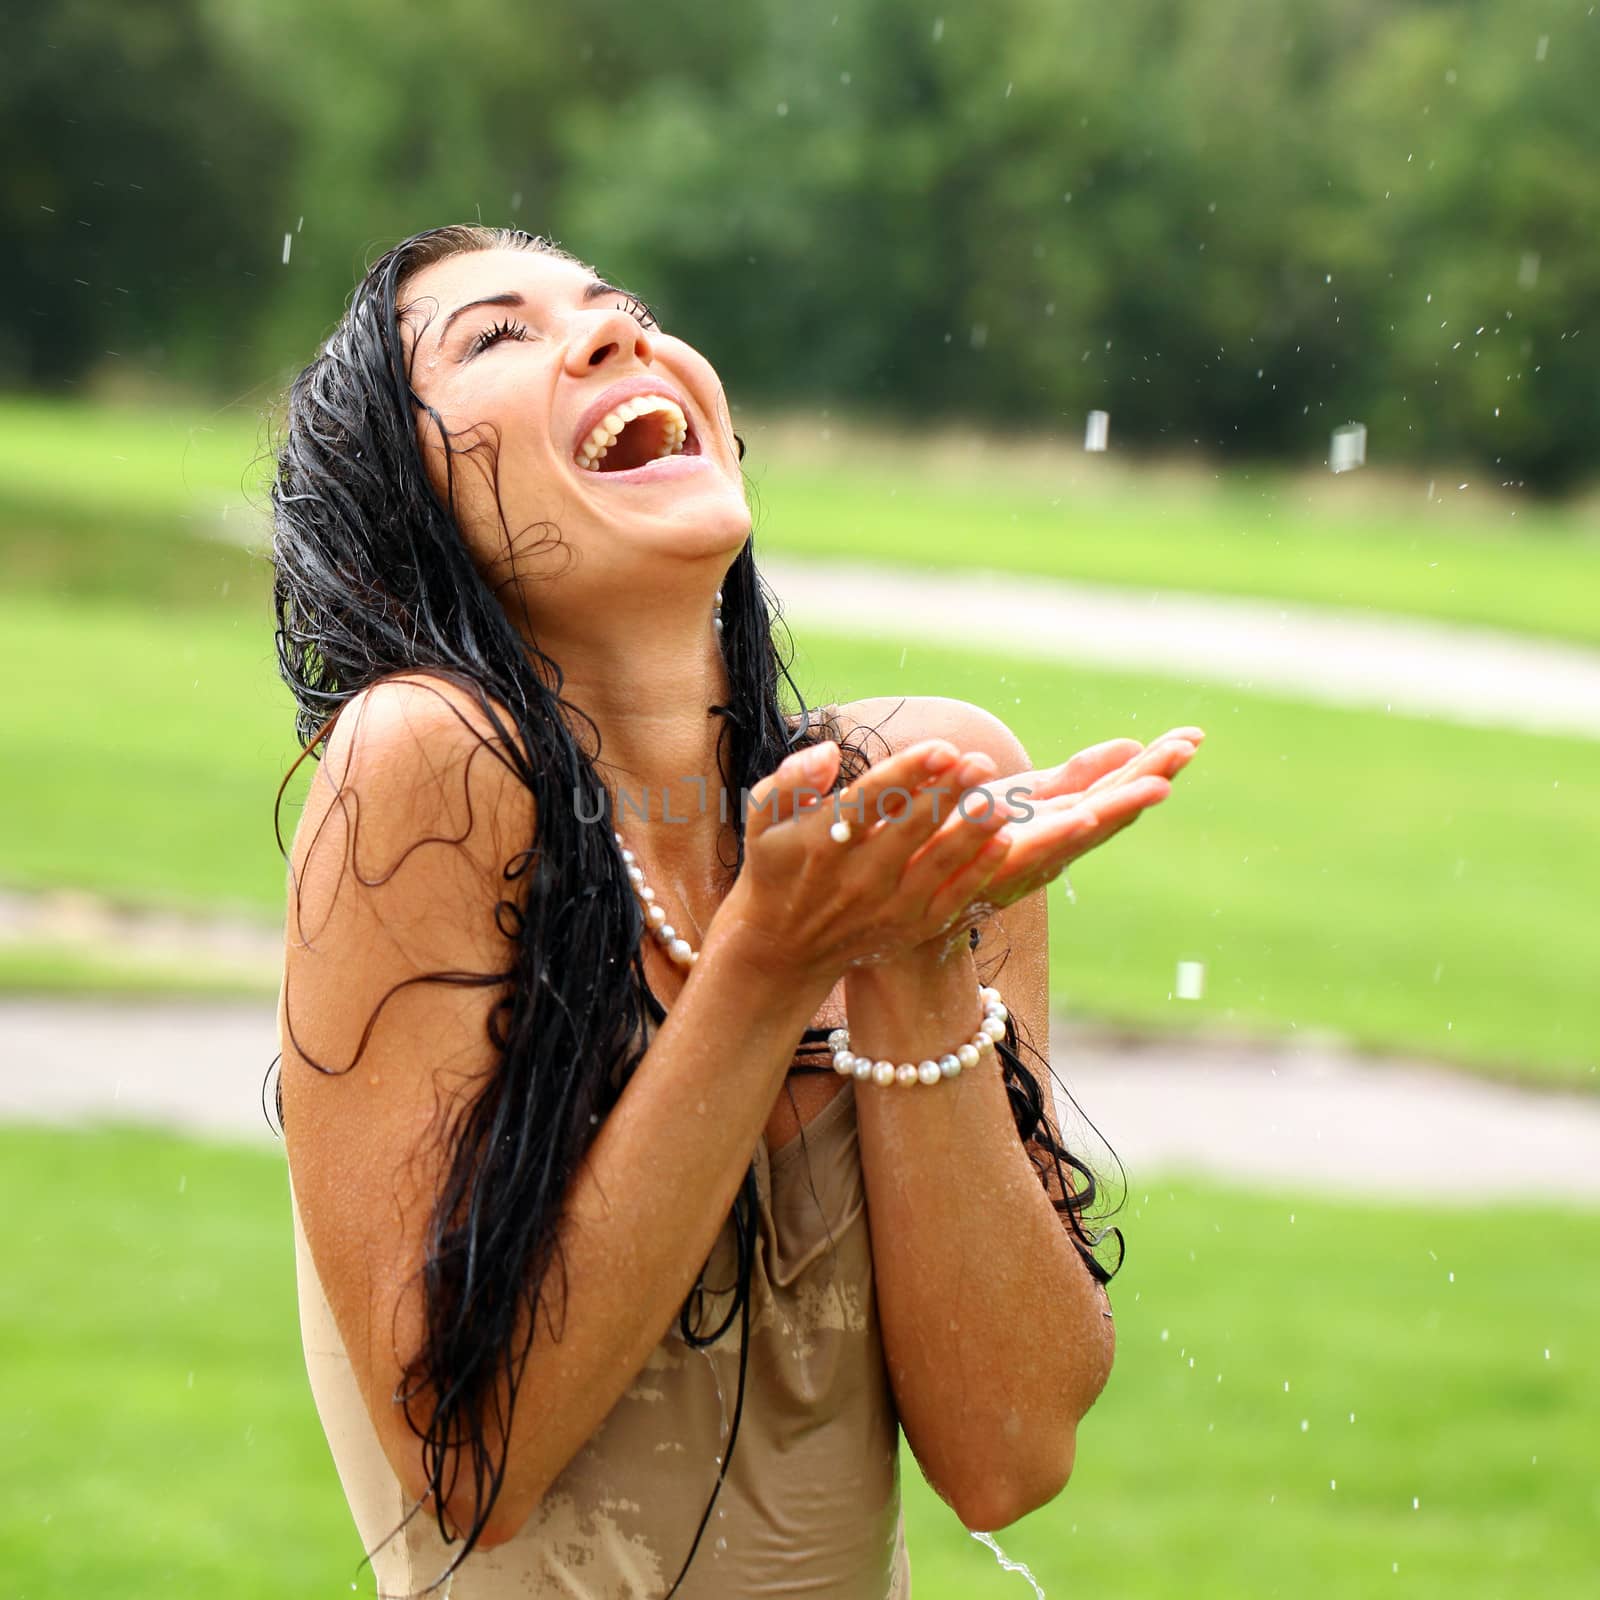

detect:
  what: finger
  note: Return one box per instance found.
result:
[1082,740,1194,800]
[1049,738,1145,796]
[922,829,1014,936]
[746,741,841,838]
[825,738,971,846]
[978,739,1140,814]
[867,748,1021,865]
[848,737,965,817]
[976,804,1101,903]
[989,777,1168,897]
[900,788,1021,905]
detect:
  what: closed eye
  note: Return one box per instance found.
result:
[468,317,531,357]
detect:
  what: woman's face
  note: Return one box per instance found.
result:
[400,246,752,590]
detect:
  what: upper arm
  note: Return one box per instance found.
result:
[278,672,535,1511]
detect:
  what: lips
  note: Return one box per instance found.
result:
[569,375,702,466]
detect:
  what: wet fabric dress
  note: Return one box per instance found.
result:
[288,1062,915,1598]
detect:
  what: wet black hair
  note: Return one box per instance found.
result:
[263,222,1123,1596]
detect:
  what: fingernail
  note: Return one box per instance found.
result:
[924,745,958,774]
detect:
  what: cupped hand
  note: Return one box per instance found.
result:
[914,725,1206,933]
[715,734,1024,983]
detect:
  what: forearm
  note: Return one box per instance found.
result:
[440,913,835,1545]
[848,944,1114,1531]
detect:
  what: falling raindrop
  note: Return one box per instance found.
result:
[1330,422,1367,473]
[282,233,293,265]
[1084,411,1110,451]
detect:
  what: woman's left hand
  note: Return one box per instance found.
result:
[924,725,1206,919]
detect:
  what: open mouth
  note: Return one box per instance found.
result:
[575,395,703,473]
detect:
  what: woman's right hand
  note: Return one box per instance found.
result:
[715,736,1020,985]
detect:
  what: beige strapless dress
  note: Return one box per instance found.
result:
[289,1075,914,1598]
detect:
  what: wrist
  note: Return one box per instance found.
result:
[842,940,984,1064]
[845,930,975,999]
[704,889,838,1001]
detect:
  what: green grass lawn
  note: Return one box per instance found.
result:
[1,1123,1592,1597]
[7,391,1600,644]
[2,587,1593,1089]
[747,446,1600,650]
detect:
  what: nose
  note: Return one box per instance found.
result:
[564,307,657,377]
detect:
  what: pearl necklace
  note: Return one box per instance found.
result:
[615,828,700,968]
[615,827,1008,1088]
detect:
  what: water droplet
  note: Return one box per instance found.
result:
[1300,1419,1309,1432]
[1330,423,1367,474]
[969,1532,1046,1597]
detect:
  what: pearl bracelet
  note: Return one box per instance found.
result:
[827,985,1008,1087]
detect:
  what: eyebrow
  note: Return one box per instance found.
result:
[438,279,625,347]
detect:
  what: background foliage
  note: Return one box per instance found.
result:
[4,0,1596,482]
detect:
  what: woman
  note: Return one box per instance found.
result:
[268,223,1201,1598]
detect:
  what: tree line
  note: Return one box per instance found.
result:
[6,0,1595,485]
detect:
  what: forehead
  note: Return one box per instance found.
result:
[400,247,596,352]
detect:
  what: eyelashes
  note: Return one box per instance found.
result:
[616,293,661,331]
[466,295,661,357]
[467,316,532,357]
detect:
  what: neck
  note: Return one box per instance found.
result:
[518,572,737,921]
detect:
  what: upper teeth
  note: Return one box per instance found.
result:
[578,395,689,468]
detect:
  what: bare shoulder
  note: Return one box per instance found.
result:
[294,670,535,894]
[834,694,1031,771]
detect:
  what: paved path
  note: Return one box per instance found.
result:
[5,998,1597,1206]
[761,555,1600,742]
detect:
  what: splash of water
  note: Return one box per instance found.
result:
[970,1531,1046,1597]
